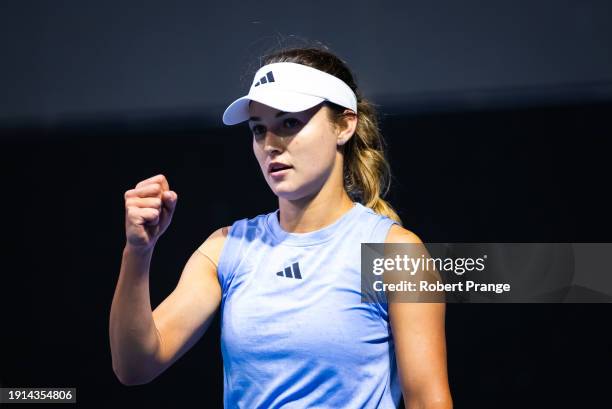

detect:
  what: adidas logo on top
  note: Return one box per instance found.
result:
[254,71,275,87]
[276,262,302,279]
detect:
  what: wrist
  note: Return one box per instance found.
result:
[124,243,155,258]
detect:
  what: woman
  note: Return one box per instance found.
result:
[110,46,452,408]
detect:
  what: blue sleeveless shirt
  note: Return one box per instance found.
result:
[217,203,401,408]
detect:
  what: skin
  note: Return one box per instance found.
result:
[111,100,452,408]
[386,226,453,408]
[248,101,356,231]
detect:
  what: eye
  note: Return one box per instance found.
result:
[251,124,266,137]
[283,118,301,129]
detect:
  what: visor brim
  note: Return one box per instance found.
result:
[222,89,325,125]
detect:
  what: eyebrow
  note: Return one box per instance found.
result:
[248,111,289,121]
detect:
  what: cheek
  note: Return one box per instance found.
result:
[252,140,266,168]
[293,133,337,172]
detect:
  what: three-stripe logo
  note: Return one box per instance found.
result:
[254,71,275,87]
[276,262,302,279]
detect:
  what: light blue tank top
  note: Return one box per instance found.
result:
[217,202,401,408]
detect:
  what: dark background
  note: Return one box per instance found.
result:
[2,1,611,408]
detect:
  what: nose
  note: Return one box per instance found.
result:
[261,130,286,155]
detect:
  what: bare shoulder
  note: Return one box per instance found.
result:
[196,226,231,268]
[385,224,423,244]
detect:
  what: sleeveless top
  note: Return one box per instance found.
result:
[217,202,401,408]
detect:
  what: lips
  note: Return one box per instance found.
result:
[268,162,293,173]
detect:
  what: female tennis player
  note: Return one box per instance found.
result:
[110,46,452,408]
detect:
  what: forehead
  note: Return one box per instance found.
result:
[248,101,285,119]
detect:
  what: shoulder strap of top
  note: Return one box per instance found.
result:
[216,213,271,294]
[217,217,247,294]
[365,213,400,319]
[369,214,399,243]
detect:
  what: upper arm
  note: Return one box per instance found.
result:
[386,224,453,408]
[150,226,229,371]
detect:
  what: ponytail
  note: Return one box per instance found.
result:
[333,99,402,224]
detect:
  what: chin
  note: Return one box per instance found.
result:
[270,185,310,202]
[268,175,321,202]
[273,190,304,201]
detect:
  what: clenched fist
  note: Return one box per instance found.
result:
[124,174,178,250]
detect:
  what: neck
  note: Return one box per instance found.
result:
[277,187,355,233]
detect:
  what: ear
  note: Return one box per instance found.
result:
[336,109,358,146]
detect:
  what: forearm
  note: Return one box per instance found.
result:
[109,245,162,384]
[404,399,453,409]
[404,390,453,409]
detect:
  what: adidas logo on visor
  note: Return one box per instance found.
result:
[276,262,302,279]
[253,71,275,87]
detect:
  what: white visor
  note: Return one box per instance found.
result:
[222,62,358,125]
